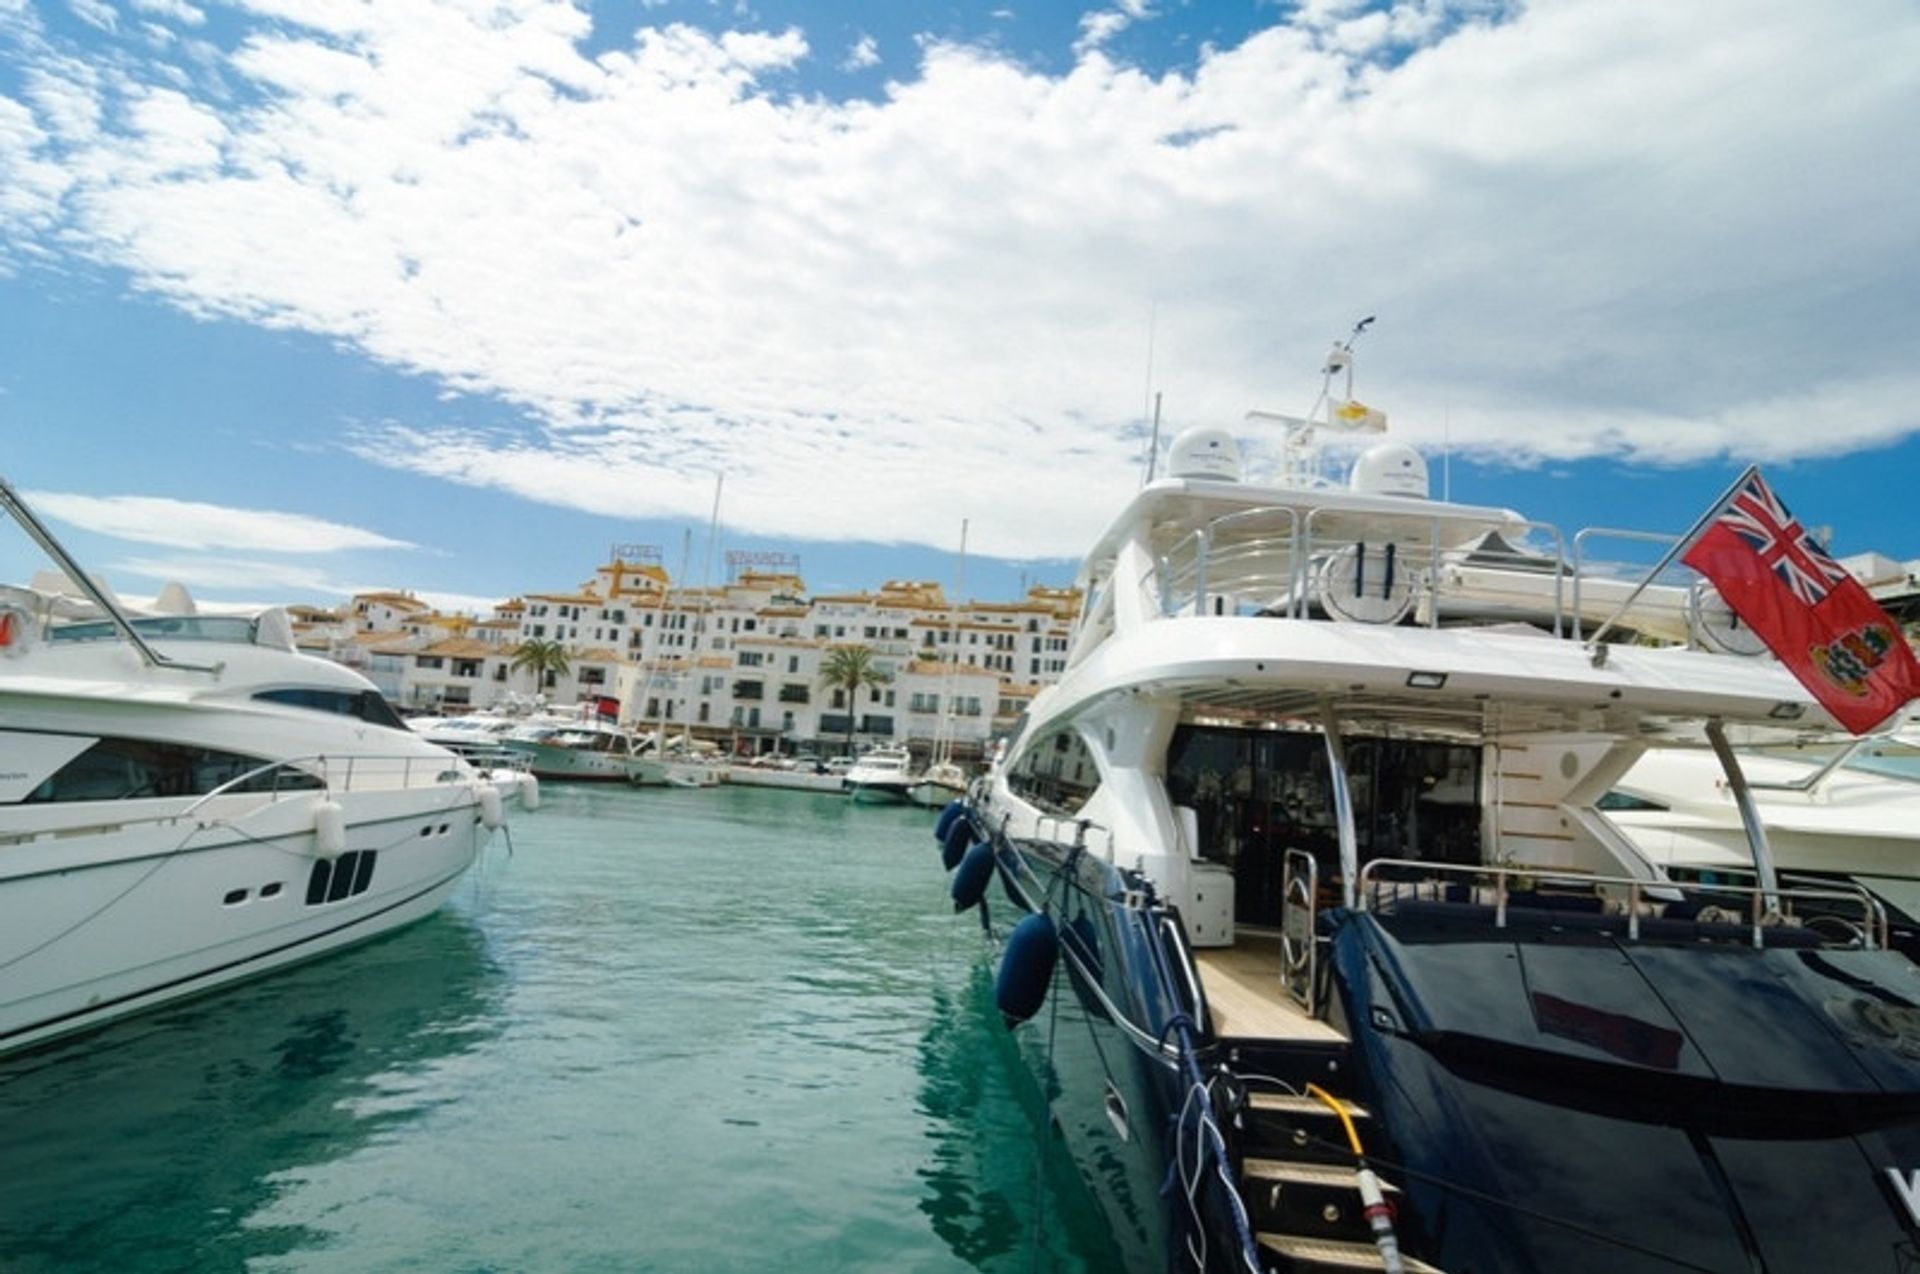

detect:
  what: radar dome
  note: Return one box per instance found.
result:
[1349,443,1429,499]
[1166,427,1244,483]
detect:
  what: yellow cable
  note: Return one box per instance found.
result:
[1305,1082,1365,1157]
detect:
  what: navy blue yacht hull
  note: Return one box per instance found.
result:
[965,809,1920,1273]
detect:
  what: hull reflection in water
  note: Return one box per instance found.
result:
[0,912,503,1272]
[915,960,1126,1274]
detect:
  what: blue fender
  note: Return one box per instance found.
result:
[951,839,995,911]
[934,799,967,843]
[995,913,1059,1026]
[941,816,977,872]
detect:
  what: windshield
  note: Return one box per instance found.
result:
[51,615,259,645]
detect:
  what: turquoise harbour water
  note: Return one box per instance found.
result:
[0,785,1120,1273]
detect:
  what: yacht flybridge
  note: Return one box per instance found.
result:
[934,338,1920,1272]
[0,476,523,1059]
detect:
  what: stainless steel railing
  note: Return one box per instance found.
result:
[1356,857,1889,951]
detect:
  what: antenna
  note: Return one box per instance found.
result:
[1143,391,1163,485]
[1251,316,1383,489]
[1140,303,1159,484]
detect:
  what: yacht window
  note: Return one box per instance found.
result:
[1010,727,1100,815]
[21,737,323,803]
[1596,791,1670,812]
[254,687,409,731]
[50,615,258,644]
[1165,725,1482,927]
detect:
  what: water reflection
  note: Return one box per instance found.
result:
[914,959,1124,1273]
[0,913,504,1274]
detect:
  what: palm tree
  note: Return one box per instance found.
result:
[510,637,572,692]
[818,644,892,754]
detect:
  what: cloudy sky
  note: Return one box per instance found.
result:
[2,0,1917,611]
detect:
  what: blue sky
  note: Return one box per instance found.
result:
[2,0,1918,612]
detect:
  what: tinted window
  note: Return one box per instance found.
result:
[23,737,323,803]
[1009,727,1100,815]
[254,687,408,731]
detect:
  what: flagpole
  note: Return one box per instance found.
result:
[1585,463,1758,663]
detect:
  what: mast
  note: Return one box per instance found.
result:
[933,520,968,768]
[688,473,724,748]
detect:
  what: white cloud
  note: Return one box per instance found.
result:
[843,34,879,71]
[66,0,117,34]
[27,493,416,552]
[130,0,204,25]
[1075,11,1130,54]
[104,559,504,610]
[107,554,365,595]
[3,0,1919,560]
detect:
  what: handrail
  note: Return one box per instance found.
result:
[1032,813,1115,862]
[180,752,475,819]
[1280,848,1319,1013]
[1570,526,1681,643]
[1355,857,1889,951]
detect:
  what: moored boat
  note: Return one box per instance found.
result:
[0,476,517,1058]
[844,744,918,803]
[930,335,1920,1272]
[497,711,650,782]
[908,759,969,808]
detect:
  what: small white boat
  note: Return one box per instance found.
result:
[842,745,918,803]
[726,757,845,793]
[908,760,969,808]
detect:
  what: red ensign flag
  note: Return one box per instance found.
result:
[1682,470,1919,734]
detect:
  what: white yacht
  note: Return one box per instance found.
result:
[1606,728,1920,941]
[497,711,650,782]
[932,333,1920,1272]
[0,477,515,1059]
[843,745,918,803]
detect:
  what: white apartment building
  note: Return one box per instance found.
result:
[298,558,1078,759]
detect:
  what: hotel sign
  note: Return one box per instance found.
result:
[608,543,663,564]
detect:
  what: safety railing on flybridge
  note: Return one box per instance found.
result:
[1139,503,1723,647]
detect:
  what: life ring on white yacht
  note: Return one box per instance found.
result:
[1314,542,1420,625]
[1686,581,1767,656]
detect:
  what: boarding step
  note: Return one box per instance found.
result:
[1242,1158,1399,1241]
[1244,1160,1397,1190]
[1243,1091,1373,1160]
[1257,1233,1444,1273]
[1248,1092,1372,1121]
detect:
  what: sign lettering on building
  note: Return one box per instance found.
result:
[609,543,663,564]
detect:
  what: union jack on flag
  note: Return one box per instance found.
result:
[1716,472,1851,606]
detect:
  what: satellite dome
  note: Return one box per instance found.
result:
[1166,427,1244,483]
[1349,442,1429,499]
